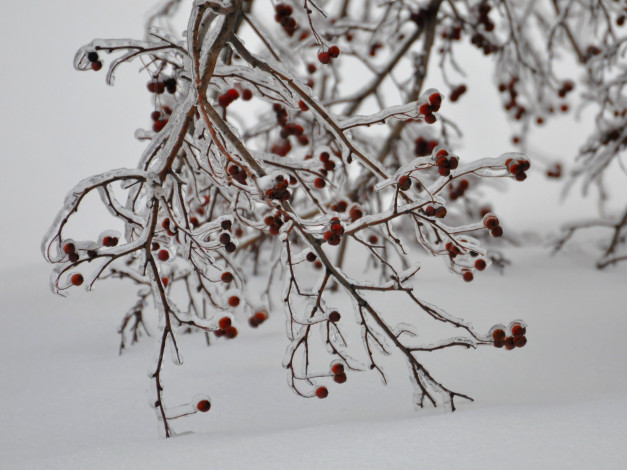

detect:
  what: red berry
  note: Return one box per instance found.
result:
[314,177,326,189]
[504,337,516,350]
[475,259,487,271]
[425,206,436,216]
[242,89,253,100]
[424,113,436,124]
[218,94,230,107]
[331,363,344,375]
[435,207,447,218]
[161,277,169,287]
[221,272,234,283]
[328,311,341,322]
[253,311,267,324]
[150,111,161,122]
[225,242,236,253]
[196,399,211,412]
[315,386,328,399]
[70,273,83,286]
[228,296,240,307]
[483,214,500,229]
[157,249,170,261]
[306,252,317,262]
[102,236,118,247]
[462,271,474,282]
[63,243,75,254]
[328,45,340,58]
[318,52,331,64]
[513,335,527,348]
[224,326,238,339]
[153,120,167,132]
[511,324,526,337]
[313,260,323,270]
[298,100,309,112]
[91,61,102,71]
[491,227,504,238]
[492,329,506,341]
[333,373,347,384]
[226,88,240,101]
[218,316,232,330]
[398,175,412,191]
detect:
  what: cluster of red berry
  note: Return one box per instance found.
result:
[557,80,575,98]
[476,2,495,32]
[214,316,238,339]
[419,92,442,124]
[449,84,467,102]
[265,175,291,201]
[218,88,240,108]
[248,311,268,328]
[323,218,344,246]
[505,157,530,181]
[425,205,447,218]
[499,77,529,121]
[434,149,459,177]
[219,231,236,253]
[317,46,340,64]
[492,323,527,349]
[87,51,102,71]
[228,164,248,185]
[274,3,297,37]
[147,78,176,95]
[448,178,469,200]
[264,212,287,236]
[441,24,462,41]
[414,136,439,157]
[329,200,348,213]
[482,213,503,238]
[151,106,172,133]
[331,361,346,383]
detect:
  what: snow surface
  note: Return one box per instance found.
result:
[2,248,626,469]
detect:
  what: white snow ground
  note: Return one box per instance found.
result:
[2,248,626,469]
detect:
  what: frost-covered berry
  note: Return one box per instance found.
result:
[328,311,341,322]
[318,51,331,64]
[218,316,232,330]
[333,373,347,384]
[492,328,506,341]
[224,326,238,339]
[228,296,240,307]
[511,324,526,337]
[157,249,170,261]
[462,271,474,282]
[398,175,412,191]
[221,272,234,283]
[328,45,340,58]
[196,399,211,412]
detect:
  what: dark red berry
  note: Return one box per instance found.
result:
[218,316,232,330]
[196,399,211,412]
[315,386,328,398]
[71,273,83,286]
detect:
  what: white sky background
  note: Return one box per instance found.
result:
[1,0,626,270]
